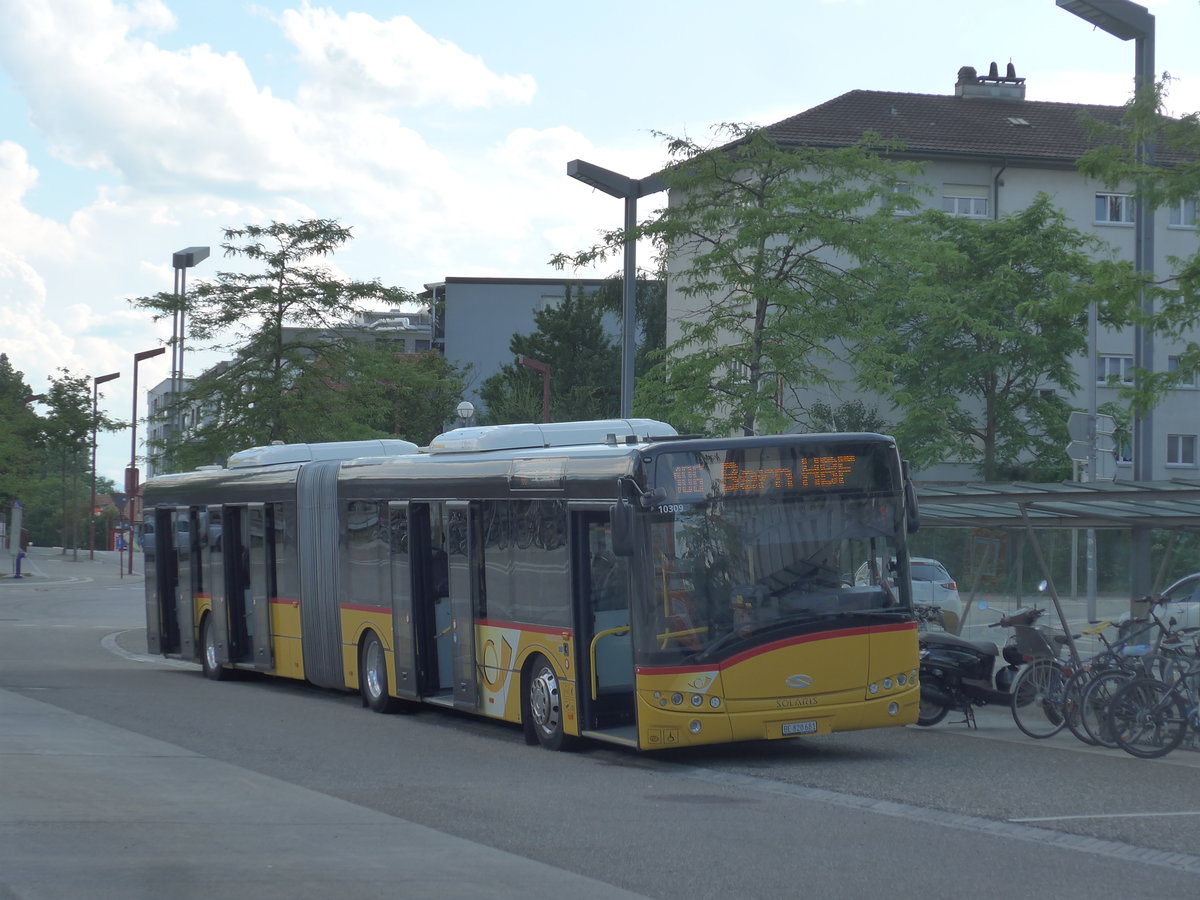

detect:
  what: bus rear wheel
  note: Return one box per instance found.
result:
[360,632,396,714]
[525,654,574,751]
[200,616,227,682]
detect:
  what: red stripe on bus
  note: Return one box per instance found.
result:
[339,603,390,615]
[478,619,573,637]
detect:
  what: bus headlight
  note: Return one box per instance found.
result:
[691,694,703,707]
[888,702,900,717]
[868,683,879,695]
[689,720,702,734]
[709,696,721,709]
[671,693,684,706]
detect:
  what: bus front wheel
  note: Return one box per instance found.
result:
[524,654,574,751]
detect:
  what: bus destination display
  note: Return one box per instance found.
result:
[659,446,883,502]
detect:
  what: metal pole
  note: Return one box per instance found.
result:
[129,347,165,574]
[89,372,120,560]
[1130,27,1156,600]
[621,195,637,419]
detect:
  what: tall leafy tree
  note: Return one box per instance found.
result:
[561,124,923,435]
[40,370,123,552]
[479,283,620,424]
[0,354,39,509]
[337,346,468,445]
[852,195,1110,480]
[131,219,418,469]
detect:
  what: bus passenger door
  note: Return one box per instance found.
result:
[246,503,274,670]
[387,502,420,700]
[175,508,201,662]
[208,504,233,667]
[146,507,179,655]
[446,501,481,711]
[574,508,635,735]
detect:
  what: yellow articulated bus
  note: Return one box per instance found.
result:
[144,419,921,751]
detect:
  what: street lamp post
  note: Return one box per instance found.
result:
[567,160,666,419]
[170,246,210,448]
[128,347,166,574]
[89,372,120,560]
[518,356,551,423]
[1057,0,1156,598]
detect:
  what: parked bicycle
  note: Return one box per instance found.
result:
[1104,626,1200,759]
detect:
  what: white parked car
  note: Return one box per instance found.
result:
[855,556,963,633]
[1119,572,1200,637]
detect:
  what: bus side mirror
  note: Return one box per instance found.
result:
[610,501,635,557]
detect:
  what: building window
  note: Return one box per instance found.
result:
[1168,356,1197,388]
[1169,197,1198,228]
[942,184,989,218]
[1095,192,1135,224]
[1097,354,1133,384]
[1167,434,1198,467]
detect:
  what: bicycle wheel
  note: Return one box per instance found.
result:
[1011,659,1068,739]
[1063,668,1101,746]
[1078,669,1133,749]
[1106,677,1188,759]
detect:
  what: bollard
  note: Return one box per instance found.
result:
[14,550,26,579]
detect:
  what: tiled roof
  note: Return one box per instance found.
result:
[763,90,1128,165]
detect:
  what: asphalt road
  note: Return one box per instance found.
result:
[3,547,1199,899]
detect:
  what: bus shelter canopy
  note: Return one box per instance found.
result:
[915,479,1200,531]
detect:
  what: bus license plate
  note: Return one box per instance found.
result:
[782,720,818,736]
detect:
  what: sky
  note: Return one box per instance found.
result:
[2,0,1200,490]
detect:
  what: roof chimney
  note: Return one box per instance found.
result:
[955,61,1026,101]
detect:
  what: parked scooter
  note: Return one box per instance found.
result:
[917,602,1045,727]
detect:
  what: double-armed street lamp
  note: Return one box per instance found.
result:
[170,246,210,441]
[89,371,121,560]
[128,346,166,573]
[1057,0,1157,599]
[567,160,666,419]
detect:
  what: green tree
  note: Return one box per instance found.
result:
[479,284,620,424]
[1076,76,1200,411]
[804,399,889,434]
[852,196,1108,481]
[131,219,418,469]
[340,347,468,445]
[559,124,923,435]
[40,370,115,553]
[0,354,40,509]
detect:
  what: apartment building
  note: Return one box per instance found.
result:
[665,64,1199,480]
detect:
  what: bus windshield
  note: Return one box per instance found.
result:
[636,445,910,666]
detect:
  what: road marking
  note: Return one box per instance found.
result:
[1012,811,1200,823]
[677,766,1200,875]
[102,630,198,669]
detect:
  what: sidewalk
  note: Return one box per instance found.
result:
[0,545,141,583]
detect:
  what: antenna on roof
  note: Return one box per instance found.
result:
[988,62,999,79]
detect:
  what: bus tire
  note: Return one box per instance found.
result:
[524,654,575,751]
[360,632,396,714]
[200,615,227,682]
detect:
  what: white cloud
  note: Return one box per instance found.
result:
[280,3,537,110]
